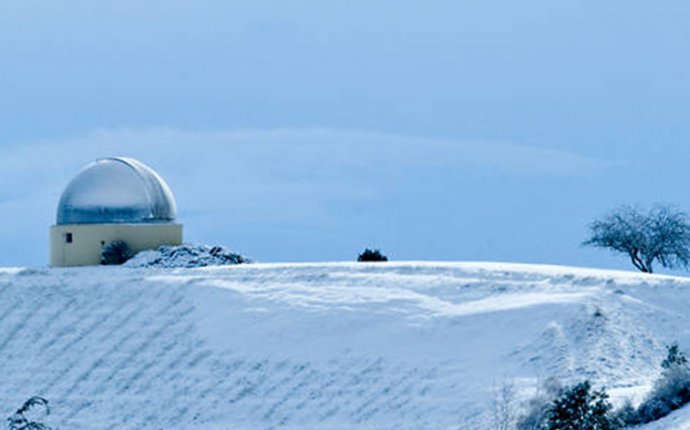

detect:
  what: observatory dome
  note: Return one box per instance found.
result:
[56,157,177,225]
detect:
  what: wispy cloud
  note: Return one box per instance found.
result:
[0,126,615,222]
[0,127,615,265]
[1,126,612,178]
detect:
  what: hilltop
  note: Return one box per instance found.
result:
[0,262,689,429]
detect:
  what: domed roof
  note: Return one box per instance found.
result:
[56,157,177,225]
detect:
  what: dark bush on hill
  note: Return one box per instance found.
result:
[101,240,133,265]
[633,343,690,424]
[357,248,388,262]
[544,381,620,430]
[518,379,621,430]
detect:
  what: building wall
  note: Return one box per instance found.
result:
[50,223,183,267]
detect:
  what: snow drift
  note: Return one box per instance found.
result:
[0,262,689,429]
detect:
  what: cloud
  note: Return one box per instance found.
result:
[0,127,614,265]
[0,126,611,177]
[0,126,614,222]
[3,127,609,215]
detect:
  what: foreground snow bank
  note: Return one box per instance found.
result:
[0,262,689,429]
[640,406,690,430]
[124,243,249,268]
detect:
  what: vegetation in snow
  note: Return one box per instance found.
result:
[626,344,690,425]
[100,240,134,265]
[517,378,564,430]
[492,380,518,430]
[357,248,388,262]
[516,379,621,430]
[125,243,250,268]
[584,204,690,273]
[7,397,52,430]
[543,381,620,430]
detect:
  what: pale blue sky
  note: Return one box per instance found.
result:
[1,1,690,271]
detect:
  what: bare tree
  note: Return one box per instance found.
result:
[492,380,517,430]
[584,205,690,273]
[517,377,563,430]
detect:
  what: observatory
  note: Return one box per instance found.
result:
[50,157,183,267]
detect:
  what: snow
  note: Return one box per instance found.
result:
[641,405,690,429]
[0,261,689,429]
[124,244,249,268]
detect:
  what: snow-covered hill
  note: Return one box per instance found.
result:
[0,262,689,429]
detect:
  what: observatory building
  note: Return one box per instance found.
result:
[50,157,183,267]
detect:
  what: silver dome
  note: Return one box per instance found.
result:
[56,157,177,225]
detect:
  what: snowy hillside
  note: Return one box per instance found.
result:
[1,262,690,429]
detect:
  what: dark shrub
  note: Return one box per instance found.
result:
[357,248,388,262]
[101,240,133,265]
[662,343,688,369]
[544,381,620,430]
[635,343,690,423]
[613,400,640,426]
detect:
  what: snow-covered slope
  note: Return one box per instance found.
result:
[0,262,688,429]
[641,406,690,430]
